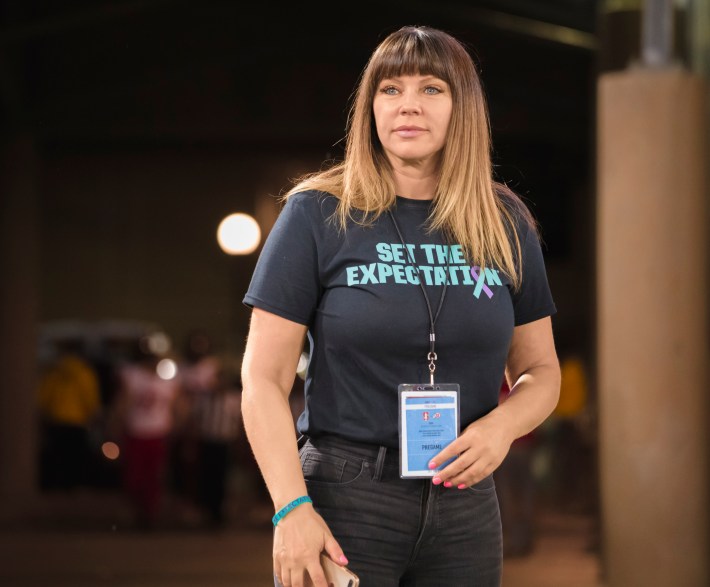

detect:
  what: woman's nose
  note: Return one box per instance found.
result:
[399,90,422,114]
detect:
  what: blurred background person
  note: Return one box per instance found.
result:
[193,368,242,529]
[37,337,101,491]
[170,328,221,522]
[107,341,185,530]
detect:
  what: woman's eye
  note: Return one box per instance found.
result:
[424,86,442,95]
[380,86,399,95]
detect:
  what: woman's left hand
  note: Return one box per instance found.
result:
[430,317,560,489]
[428,410,514,489]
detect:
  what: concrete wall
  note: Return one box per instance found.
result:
[597,68,709,586]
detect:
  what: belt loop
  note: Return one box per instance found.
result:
[373,445,387,481]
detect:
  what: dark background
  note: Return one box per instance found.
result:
[3,0,599,366]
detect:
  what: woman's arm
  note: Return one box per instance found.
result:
[429,316,560,488]
[241,307,347,587]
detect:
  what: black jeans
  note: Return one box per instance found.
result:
[294,435,502,586]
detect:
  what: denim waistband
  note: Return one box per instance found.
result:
[299,434,400,482]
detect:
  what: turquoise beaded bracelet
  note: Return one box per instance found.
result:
[272,496,312,527]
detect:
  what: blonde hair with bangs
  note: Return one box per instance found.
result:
[284,25,535,288]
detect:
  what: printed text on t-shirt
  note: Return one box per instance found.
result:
[344,242,503,299]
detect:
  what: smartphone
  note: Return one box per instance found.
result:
[303,554,359,587]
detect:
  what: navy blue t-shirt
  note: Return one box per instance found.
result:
[243,190,556,448]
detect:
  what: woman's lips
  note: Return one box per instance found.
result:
[394,126,426,138]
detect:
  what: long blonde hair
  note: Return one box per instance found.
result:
[284,25,535,288]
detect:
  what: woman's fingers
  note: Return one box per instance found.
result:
[305,560,330,587]
[273,508,345,587]
[429,421,511,489]
[276,558,331,587]
[274,559,283,586]
[323,536,348,566]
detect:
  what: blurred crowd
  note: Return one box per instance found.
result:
[494,346,597,557]
[35,326,267,531]
[35,322,597,551]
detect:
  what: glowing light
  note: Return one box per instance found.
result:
[156,358,177,380]
[102,442,120,460]
[217,213,261,255]
[147,332,171,355]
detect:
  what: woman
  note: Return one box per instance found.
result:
[242,25,560,587]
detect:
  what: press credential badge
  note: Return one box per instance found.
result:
[399,384,459,478]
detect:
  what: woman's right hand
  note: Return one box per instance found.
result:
[273,503,348,587]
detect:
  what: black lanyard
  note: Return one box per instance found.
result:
[388,209,450,384]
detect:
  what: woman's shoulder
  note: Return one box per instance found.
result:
[285,188,337,204]
[283,189,340,218]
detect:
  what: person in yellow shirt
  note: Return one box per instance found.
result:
[555,354,588,420]
[38,338,101,490]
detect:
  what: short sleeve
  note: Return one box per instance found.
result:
[511,224,557,326]
[243,194,322,325]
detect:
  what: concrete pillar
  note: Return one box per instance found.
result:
[0,135,39,518]
[597,68,709,586]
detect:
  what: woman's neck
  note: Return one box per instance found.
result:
[390,161,438,201]
[392,173,437,201]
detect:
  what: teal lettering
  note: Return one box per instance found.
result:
[420,244,436,264]
[360,263,379,284]
[434,266,448,285]
[449,245,465,264]
[375,242,393,262]
[418,265,434,285]
[461,266,474,285]
[405,266,420,285]
[406,244,417,262]
[485,268,503,286]
[447,266,460,285]
[346,266,359,286]
[434,245,449,264]
[377,263,393,282]
[393,264,408,284]
[390,244,407,264]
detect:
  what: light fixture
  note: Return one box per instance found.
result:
[217,213,261,255]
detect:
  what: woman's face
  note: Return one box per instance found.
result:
[372,74,453,170]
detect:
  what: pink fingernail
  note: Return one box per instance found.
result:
[428,461,438,470]
[457,483,466,489]
[340,555,349,564]
[443,481,453,488]
[432,476,442,485]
